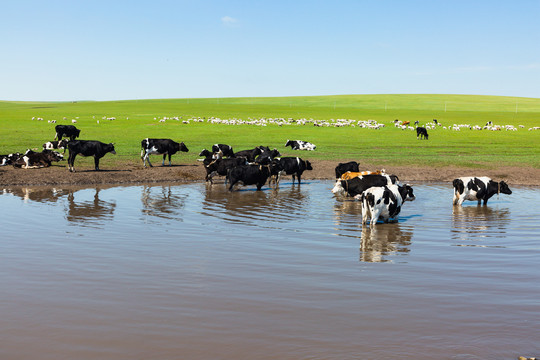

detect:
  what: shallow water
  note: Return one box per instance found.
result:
[1,181,539,359]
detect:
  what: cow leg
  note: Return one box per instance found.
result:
[162,154,167,166]
[94,156,100,171]
[297,173,302,184]
[68,153,77,172]
[168,154,172,166]
[292,174,296,184]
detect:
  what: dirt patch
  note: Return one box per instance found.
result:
[1,159,539,187]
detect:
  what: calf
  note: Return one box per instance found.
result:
[55,125,81,140]
[204,157,247,183]
[211,144,235,158]
[416,126,429,140]
[285,139,316,151]
[275,157,313,185]
[452,176,512,206]
[360,184,416,226]
[227,163,277,191]
[0,152,21,166]
[332,174,399,197]
[335,161,360,179]
[141,138,189,167]
[43,139,69,152]
[67,140,116,172]
[13,150,64,169]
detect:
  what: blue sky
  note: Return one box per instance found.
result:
[1,0,539,101]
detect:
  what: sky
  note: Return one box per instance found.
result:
[1,0,539,101]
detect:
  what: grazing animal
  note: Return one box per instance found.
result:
[332,174,399,197]
[335,161,360,179]
[204,157,247,183]
[401,120,410,126]
[416,126,429,140]
[274,157,313,185]
[227,162,280,191]
[452,176,512,206]
[211,144,235,158]
[43,139,70,152]
[140,138,189,167]
[54,125,81,140]
[12,150,64,169]
[0,152,21,166]
[67,140,116,172]
[360,184,416,226]
[285,139,316,151]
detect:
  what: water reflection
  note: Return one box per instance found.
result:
[3,187,69,203]
[359,225,413,263]
[451,205,511,241]
[201,184,309,225]
[141,185,187,221]
[65,188,116,225]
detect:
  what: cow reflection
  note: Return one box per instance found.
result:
[359,225,412,263]
[65,188,116,224]
[451,205,510,241]
[3,187,69,203]
[141,185,187,219]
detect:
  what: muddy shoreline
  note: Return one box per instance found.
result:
[1,159,539,187]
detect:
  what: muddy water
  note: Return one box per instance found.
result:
[1,181,539,359]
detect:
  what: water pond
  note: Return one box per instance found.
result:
[1,181,539,359]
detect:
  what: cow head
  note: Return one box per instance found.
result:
[180,142,189,152]
[285,140,293,148]
[498,181,512,195]
[199,149,211,157]
[399,184,415,202]
[331,180,345,195]
[305,160,313,171]
[107,143,116,155]
[59,139,70,149]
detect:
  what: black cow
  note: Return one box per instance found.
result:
[0,152,21,166]
[55,125,81,140]
[211,144,235,158]
[234,147,262,162]
[204,157,247,183]
[141,138,189,167]
[452,176,512,206]
[227,163,278,191]
[67,140,116,172]
[416,126,429,140]
[43,139,70,152]
[335,161,360,179]
[13,150,64,169]
[199,148,222,160]
[275,157,313,185]
[332,174,399,197]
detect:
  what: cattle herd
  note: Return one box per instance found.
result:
[1,122,515,225]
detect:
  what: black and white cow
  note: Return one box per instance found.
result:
[211,144,235,158]
[275,157,313,185]
[67,140,116,172]
[335,161,360,179]
[360,184,416,226]
[0,152,21,166]
[12,150,64,169]
[43,139,70,152]
[227,162,280,191]
[452,176,512,206]
[332,174,399,197]
[204,157,247,183]
[141,138,189,167]
[199,148,223,160]
[416,126,429,140]
[285,139,316,151]
[55,125,81,140]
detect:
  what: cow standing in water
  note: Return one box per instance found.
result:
[452,176,512,206]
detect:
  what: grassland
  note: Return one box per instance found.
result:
[1,94,539,170]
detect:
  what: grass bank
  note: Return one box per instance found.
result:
[1,94,539,170]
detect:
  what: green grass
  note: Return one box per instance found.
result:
[1,94,539,169]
